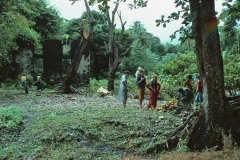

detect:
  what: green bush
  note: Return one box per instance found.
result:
[1,75,48,90]
[89,78,108,92]
[155,51,198,94]
[1,79,22,90]
[0,106,25,129]
[223,53,240,95]
[152,50,240,98]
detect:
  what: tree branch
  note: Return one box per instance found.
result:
[120,46,133,58]
[83,0,94,35]
[167,112,196,140]
[104,41,109,54]
[117,10,127,44]
[106,9,111,28]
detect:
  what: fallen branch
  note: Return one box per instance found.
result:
[140,136,179,155]
[140,111,197,155]
[167,112,196,140]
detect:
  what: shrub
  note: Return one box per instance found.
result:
[0,106,25,129]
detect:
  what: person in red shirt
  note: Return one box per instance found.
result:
[146,74,161,109]
[195,76,203,106]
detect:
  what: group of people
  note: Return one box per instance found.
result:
[116,67,203,109]
[21,74,43,93]
[177,75,203,107]
[116,67,161,109]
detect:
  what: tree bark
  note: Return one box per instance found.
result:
[105,1,133,91]
[62,0,94,93]
[187,0,240,151]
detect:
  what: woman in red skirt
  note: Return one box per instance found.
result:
[146,74,161,109]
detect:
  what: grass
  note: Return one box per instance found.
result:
[1,89,240,159]
[0,89,176,159]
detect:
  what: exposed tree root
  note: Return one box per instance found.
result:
[140,111,198,155]
[140,137,179,155]
[167,112,196,140]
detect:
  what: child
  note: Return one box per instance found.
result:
[21,74,28,94]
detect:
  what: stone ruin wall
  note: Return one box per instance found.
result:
[15,48,34,80]
[13,39,90,85]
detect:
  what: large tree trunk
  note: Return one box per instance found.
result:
[105,1,133,91]
[62,38,89,93]
[62,0,94,93]
[108,58,121,91]
[108,68,116,91]
[107,44,132,91]
[187,0,240,150]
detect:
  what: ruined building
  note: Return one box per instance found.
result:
[7,40,90,85]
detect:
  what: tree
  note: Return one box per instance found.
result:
[129,21,150,47]
[121,42,159,74]
[19,0,64,41]
[104,0,133,91]
[164,42,178,54]
[65,11,109,80]
[61,0,94,93]
[89,22,109,80]
[219,0,240,54]
[0,0,40,80]
[119,21,159,74]
[149,36,166,57]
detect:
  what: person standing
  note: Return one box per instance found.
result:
[184,75,193,104]
[184,75,193,90]
[137,69,146,108]
[135,67,142,78]
[117,70,130,107]
[195,76,203,106]
[36,74,43,91]
[146,74,159,109]
[21,74,28,94]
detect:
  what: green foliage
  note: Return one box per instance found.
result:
[219,0,240,54]
[121,43,159,75]
[1,75,45,90]
[90,78,108,91]
[223,53,240,95]
[20,0,64,41]
[0,0,63,80]
[0,106,25,129]
[174,138,188,153]
[164,42,178,54]
[120,21,160,75]
[153,49,240,97]
[149,36,166,57]
[154,51,198,98]
[0,11,40,65]
[156,51,197,77]
[129,21,150,47]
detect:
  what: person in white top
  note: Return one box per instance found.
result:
[135,67,142,78]
[117,70,130,107]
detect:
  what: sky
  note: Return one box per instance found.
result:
[49,0,226,44]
